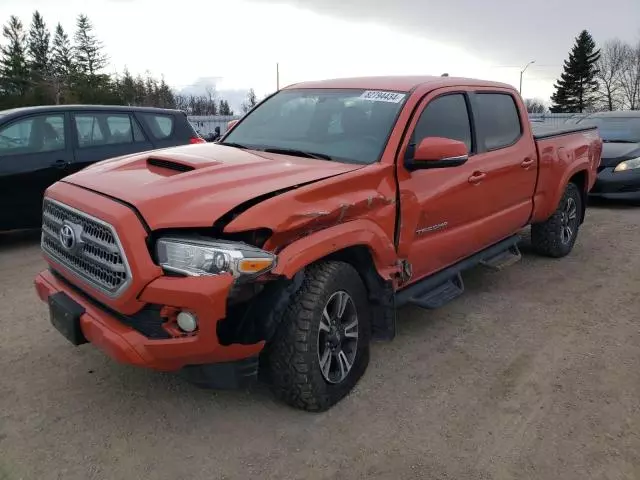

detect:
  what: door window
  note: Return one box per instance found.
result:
[408,94,473,157]
[473,93,522,150]
[74,113,146,148]
[0,114,66,157]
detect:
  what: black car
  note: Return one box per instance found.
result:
[0,105,205,230]
[576,111,640,202]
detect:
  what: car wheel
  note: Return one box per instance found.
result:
[265,261,371,412]
[531,182,582,258]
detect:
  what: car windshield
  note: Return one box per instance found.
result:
[577,116,640,143]
[221,88,408,164]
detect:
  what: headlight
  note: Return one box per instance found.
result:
[614,157,640,172]
[156,236,276,281]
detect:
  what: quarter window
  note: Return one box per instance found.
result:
[74,113,145,148]
[409,94,472,154]
[0,114,66,156]
[474,93,522,150]
[140,113,174,140]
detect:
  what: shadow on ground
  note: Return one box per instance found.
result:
[0,229,41,251]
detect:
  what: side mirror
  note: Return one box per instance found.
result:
[407,137,469,170]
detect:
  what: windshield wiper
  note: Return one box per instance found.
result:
[219,141,249,149]
[603,139,638,144]
[261,147,333,160]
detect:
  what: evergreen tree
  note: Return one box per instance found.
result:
[73,14,107,76]
[0,16,29,107]
[219,99,233,115]
[51,23,75,103]
[156,77,175,108]
[118,68,136,105]
[27,11,50,76]
[27,11,51,104]
[144,73,158,106]
[133,74,146,105]
[73,14,110,102]
[550,30,601,113]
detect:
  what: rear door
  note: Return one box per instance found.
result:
[135,111,194,148]
[70,111,154,174]
[0,112,73,229]
[467,90,538,244]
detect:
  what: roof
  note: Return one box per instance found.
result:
[0,104,183,117]
[582,110,640,118]
[283,75,515,93]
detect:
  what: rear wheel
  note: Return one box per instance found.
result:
[264,261,371,412]
[531,182,582,258]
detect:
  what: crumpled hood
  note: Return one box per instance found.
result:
[62,143,363,230]
[600,142,640,167]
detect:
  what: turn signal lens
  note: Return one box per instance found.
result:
[238,258,275,274]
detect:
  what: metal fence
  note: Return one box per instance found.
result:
[528,112,588,127]
[187,112,588,135]
[187,115,241,136]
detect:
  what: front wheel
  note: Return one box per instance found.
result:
[531,182,582,258]
[264,261,371,412]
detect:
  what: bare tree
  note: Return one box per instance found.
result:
[620,40,640,110]
[524,98,547,113]
[174,93,223,116]
[204,85,218,115]
[595,39,626,111]
[241,88,258,113]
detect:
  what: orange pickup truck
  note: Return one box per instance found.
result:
[34,76,602,411]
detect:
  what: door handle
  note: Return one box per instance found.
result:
[468,171,486,184]
[52,159,69,169]
[521,158,535,169]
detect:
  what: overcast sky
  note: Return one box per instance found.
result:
[1,0,639,103]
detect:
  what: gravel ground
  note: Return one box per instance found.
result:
[1,203,639,480]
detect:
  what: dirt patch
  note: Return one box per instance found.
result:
[1,203,639,480]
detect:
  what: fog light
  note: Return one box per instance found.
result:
[176,311,198,332]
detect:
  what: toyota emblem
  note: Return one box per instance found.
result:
[59,224,76,251]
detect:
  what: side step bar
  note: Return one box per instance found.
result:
[396,235,521,309]
[480,244,522,271]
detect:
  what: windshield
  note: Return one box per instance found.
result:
[222,88,407,164]
[576,116,640,143]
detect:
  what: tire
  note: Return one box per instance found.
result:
[264,261,371,412]
[531,182,582,258]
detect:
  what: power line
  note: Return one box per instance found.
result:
[489,64,561,69]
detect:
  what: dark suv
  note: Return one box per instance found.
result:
[0,105,205,231]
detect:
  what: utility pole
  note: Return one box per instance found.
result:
[276,62,280,91]
[519,60,535,95]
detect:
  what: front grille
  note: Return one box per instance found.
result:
[41,198,132,297]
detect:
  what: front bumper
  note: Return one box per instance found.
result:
[589,167,640,200]
[34,269,265,372]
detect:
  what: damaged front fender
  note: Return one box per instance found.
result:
[271,219,399,281]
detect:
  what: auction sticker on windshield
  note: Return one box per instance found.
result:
[360,90,406,103]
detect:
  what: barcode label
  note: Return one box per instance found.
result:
[359,90,406,103]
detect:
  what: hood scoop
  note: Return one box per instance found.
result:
[147,157,195,173]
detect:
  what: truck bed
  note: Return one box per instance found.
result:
[531,123,597,140]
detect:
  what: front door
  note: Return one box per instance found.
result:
[395,89,495,283]
[0,112,73,230]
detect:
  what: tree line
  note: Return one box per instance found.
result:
[0,11,256,115]
[545,29,640,113]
